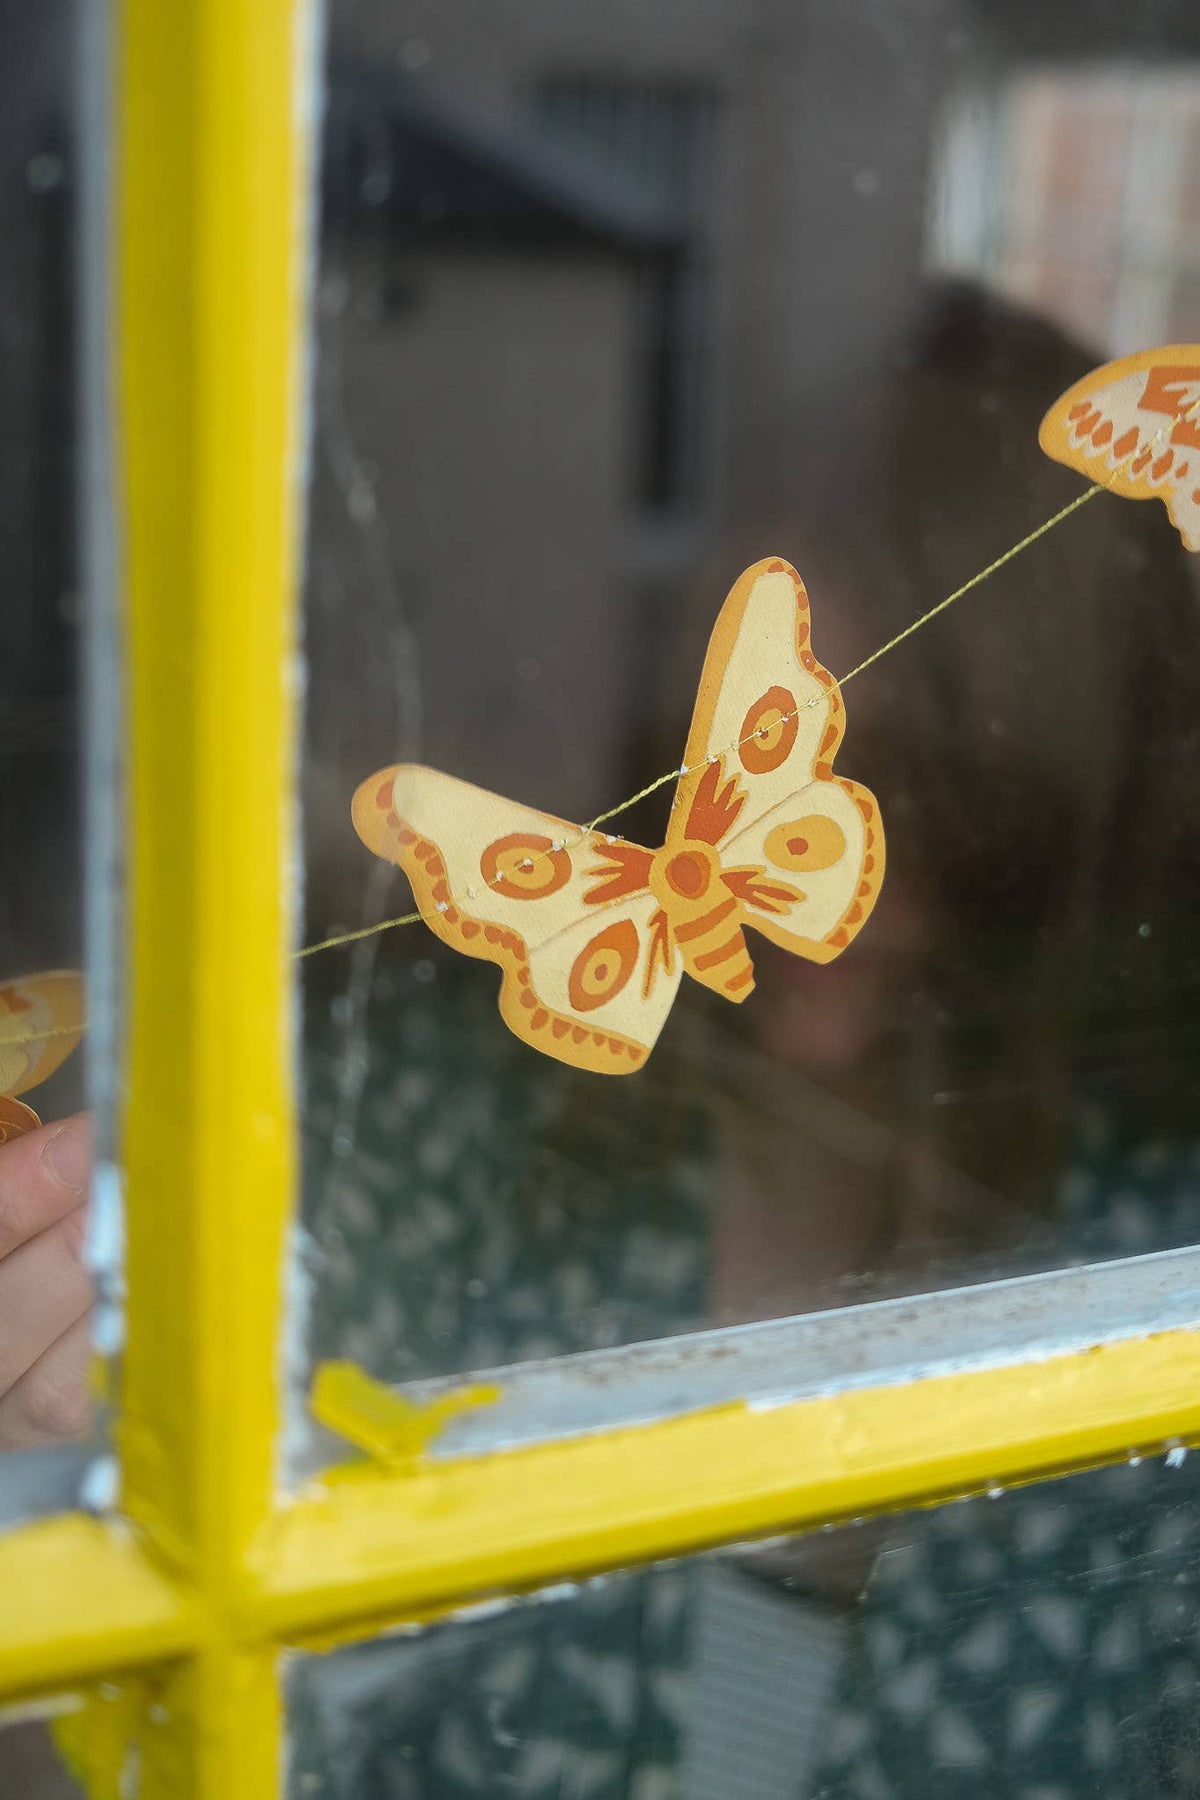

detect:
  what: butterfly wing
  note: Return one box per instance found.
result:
[0,970,86,1098]
[1039,346,1200,550]
[352,766,682,1073]
[673,558,884,966]
[0,1097,43,1144]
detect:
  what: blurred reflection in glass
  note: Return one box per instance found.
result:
[300,6,1200,1387]
[0,1,96,1505]
[287,1452,1200,1800]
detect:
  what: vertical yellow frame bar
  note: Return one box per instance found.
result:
[117,0,311,1788]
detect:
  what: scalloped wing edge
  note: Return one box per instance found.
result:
[1038,345,1200,551]
[352,767,653,1075]
[681,556,846,778]
[738,774,886,966]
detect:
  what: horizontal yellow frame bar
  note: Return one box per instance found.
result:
[0,1516,196,1702]
[5,1322,1200,1697]
[258,1322,1200,1644]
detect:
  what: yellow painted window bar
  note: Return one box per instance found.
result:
[2,1,1200,1794]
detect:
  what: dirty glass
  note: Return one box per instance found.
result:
[0,3,107,1523]
[298,0,1200,1395]
[0,1709,85,1800]
[287,1449,1200,1800]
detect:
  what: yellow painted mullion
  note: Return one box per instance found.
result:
[132,1646,281,1798]
[115,0,311,1791]
[119,0,305,1593]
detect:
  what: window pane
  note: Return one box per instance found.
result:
[298,1,1200,1402]
[0,1709,85,1800]
[0,1,108,1522]
[287,1452,1200,1799]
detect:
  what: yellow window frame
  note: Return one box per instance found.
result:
[2,2,1200,1794]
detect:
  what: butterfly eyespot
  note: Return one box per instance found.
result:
[739,686,799,775]
[480,833,571,901]
[765,815,847,874]
[664,850,711,900]
[568,921,640,1013]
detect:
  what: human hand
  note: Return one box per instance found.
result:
[0,1114,92,1450]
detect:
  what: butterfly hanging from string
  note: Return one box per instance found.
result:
[5,344,1199,1085]
[349,346,1200,1075]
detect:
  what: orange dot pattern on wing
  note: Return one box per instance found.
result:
[739,686,798,775]
[824,785,879,950]
[765,814,847,874]
[480,832,571,900]
[568,920,640,1013]
[385,797,648,1070]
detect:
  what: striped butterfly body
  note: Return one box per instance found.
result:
[353,559,885,1074]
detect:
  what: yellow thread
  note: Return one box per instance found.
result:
[293,911,423,959]
[0,1020,89,1055]
[0,465,1156,1006]
[832,483,1104,691]
[297,481,1109,960]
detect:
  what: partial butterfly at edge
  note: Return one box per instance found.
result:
[0,970,86,1141]
[1040,344,1200,551]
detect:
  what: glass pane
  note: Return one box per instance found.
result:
[0,1,107,1520]
[288,1451,1200,1799]
[298,1,1200,1397]
[0,1708,85,1800]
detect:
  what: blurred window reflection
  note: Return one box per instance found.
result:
[529,77,715,509]
[288,1454,1200,1800]
[931,68,1200,353]
[300,5,1200,1395]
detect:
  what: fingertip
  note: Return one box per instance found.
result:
[40,1115,93,1196]
[0,1112,93,1256]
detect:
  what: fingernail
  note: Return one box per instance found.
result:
[42,1121,92,1194]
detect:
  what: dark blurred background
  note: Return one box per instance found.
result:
[302,0,1200,932]
[0,0,82,1129]
[1,1,78,958]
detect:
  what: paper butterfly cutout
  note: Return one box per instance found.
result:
[353,558,884,1075]
[0,970,86,1142]
[1040,345,1200,551]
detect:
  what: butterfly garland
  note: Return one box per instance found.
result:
[354,558,884,1075]
[0,970,86,1142]
[353,343,1200,1076]
[1040,344,1200,550]
[6,352,1191,1091]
